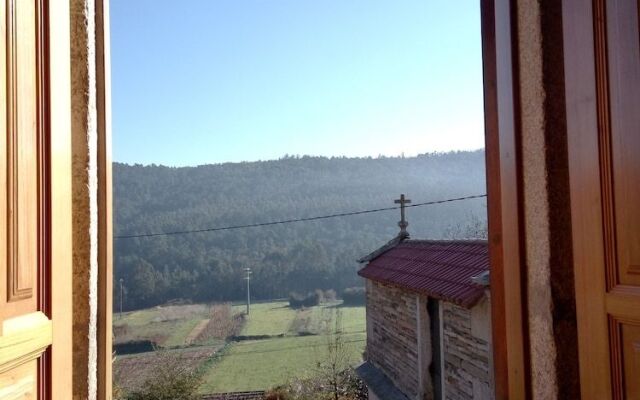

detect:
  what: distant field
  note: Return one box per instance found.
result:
[114,346,220,393]
[233,301,296,336]
[114,304,211,348]
[112,301,366,394]
[200,303,366,392]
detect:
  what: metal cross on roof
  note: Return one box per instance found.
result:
[394,194,411,237]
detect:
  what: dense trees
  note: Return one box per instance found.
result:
[114,151,486,310]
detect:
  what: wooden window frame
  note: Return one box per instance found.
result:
[92,1,525,398]
[480,0,530,399]
[96,0,113,399]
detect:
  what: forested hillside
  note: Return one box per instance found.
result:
[114,150,487,309]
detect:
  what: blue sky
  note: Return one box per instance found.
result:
[111,1,484,166]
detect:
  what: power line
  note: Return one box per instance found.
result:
[114,193,487,239]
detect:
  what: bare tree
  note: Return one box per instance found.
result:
[443,213,488,240]
[266,309,366,399]
[314,309,353,400]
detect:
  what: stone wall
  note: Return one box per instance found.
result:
[365,280,420,399]
[516,0,580,397]
[71,0,99,398]
[442,300,492,400]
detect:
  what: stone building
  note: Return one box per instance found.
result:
[356,236,492,400]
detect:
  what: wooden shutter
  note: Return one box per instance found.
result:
[564,0,640,398]
[0,0,72,398]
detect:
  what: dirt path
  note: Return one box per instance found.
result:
[185,319,210,345]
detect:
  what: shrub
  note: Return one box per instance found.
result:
[290,310,313,335]
[288,292,304,308]
[315,289,325,304]
[270,368,367,400]
[323,289,337,302]
[113,340,156,355]
[113,323,130,339]
[264,387,293,400]
[304,292,321,307]
[289,291,321,309]
[124,352,202,400]
[271,310,369,399]
[113,384,126,400]
[341,287,365,306]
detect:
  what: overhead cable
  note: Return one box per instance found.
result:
[115,193,487,239]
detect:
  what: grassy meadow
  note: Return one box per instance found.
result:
[112,300,366,394]
[200,302,366,392]
[233,301,297,336]
[114,304,212,348]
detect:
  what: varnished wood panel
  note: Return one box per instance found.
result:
[5,0,31,302]
[3,0,46,318]
[564,0,614,397]
[0,312,52,374]
[621,322,640,399]
[481,0,528,398]
[96,0,113,398]
[564,0,640,398]
[7,0,37,304]
[0,0,68,399]
[0,0,7,332]
[34,0,51,396]
[0,360,37,400]
[606,0,640,287]
[593,0,619,292]
[609,317,640,400]
[48,0,73,396]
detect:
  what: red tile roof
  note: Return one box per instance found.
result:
[358,239,489,308]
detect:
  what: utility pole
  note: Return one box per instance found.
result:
[119,278,124,318]
[394,194,412,237]
[244,268,252,315]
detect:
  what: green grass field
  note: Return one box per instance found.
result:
[113,301,366,394]
[113,304,211,348]
[233,301,297,336]
[200,303,366,392]
[198,332,365,392]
